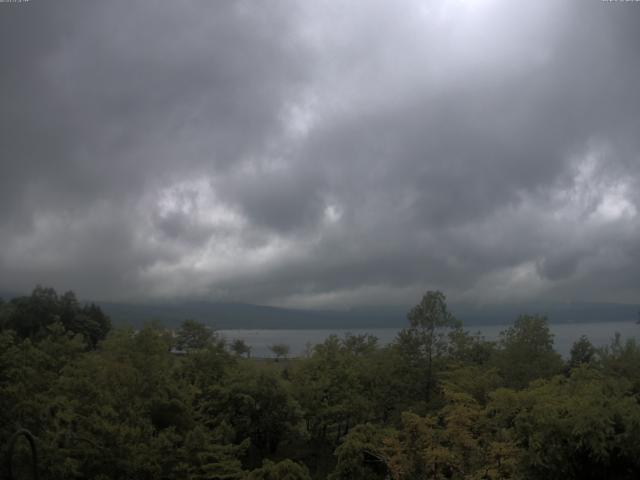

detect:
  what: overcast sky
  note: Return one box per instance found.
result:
[1,0,639,308]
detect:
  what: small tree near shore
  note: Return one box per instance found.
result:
[270,343,290,362]
[231,338,252,358]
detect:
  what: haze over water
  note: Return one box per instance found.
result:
[221,321,639,358]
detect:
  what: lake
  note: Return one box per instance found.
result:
[220,321,640,358]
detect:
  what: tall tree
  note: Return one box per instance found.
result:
[568,335,597,369]
[494,314,563,389]
[400,290,460,401]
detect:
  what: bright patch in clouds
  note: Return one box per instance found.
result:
[323,204,343,224]
[595,187,636,222]
[155,179,245,231]
[555,149,637,225]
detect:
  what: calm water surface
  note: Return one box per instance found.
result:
[221,321,639,358]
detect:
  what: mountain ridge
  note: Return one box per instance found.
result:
[2,289,638,329]
[96,299,640,329]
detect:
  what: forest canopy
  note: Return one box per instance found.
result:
[1,287,639,479]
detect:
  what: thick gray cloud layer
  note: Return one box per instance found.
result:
[1,0,639,307]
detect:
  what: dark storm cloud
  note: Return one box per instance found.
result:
[1,1,305,216]
[0,0,309,298]
[1,0,639,307]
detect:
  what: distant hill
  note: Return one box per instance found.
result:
[0,290,22,301]
[2,288,637,329]
[97,301,407,329]
[452,302,640,328]
[95,299,640,330]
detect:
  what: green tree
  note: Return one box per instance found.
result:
[447,328,495,366]
[247,459,311,480]
[292,335,377,447]
[3,285,60,339]
[269,343,290,362]
[568,335,597,369]
[59,291,111,349]
[441,364,502,405]
[494,314,563,389]
[380,389,521,480]
[205,368,301,463]
[489,367,640,479]
[329,423,389,480]
[397,290,460,402]
[230,338,252,358]
[0,286,110,348]
[170,425,247,480]
[175,319,216,351]
[341,333,378,356]
[598,333,640,394]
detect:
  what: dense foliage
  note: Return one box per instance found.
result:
[1,288,639,479]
